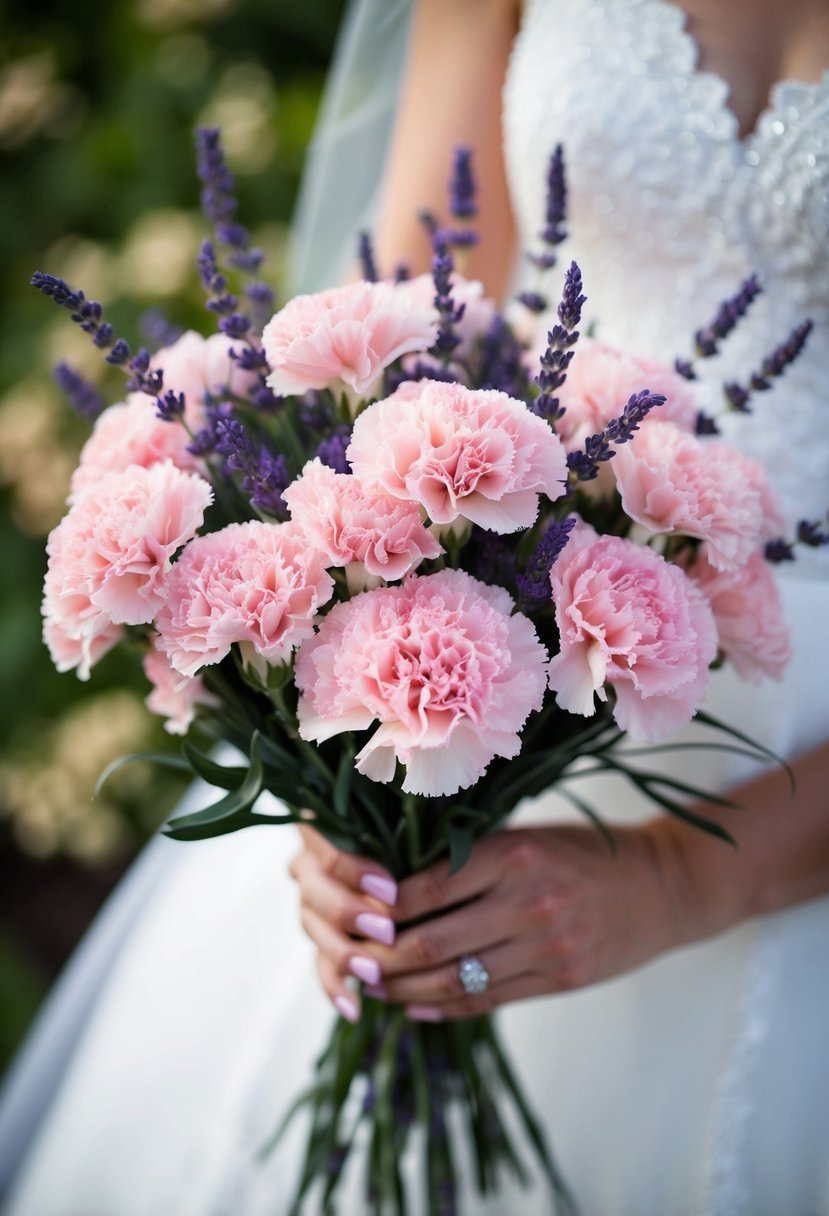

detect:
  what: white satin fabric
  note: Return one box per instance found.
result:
[3,1,828,1212]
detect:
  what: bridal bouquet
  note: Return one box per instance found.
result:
[34,131,820,1215]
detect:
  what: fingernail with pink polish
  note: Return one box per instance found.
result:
[355,912,396,946]
[362,983,388,1000]
[349,955,382,986]
[406,1004,443,1022]
[359,873,398,906]
[334,994,360,1024]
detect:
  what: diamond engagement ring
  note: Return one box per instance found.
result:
[458,955,490,996]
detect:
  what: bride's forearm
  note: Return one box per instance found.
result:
[647,738,829,945]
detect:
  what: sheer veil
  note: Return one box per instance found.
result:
[288,0,413,293]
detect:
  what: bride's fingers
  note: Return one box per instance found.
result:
[292,850,397,947]
[405,972,557,1022]
[295,824,398,906]
[316,953,362,1025]
[302,904,384,997]
[393,833,520,922]
[380,894,526,977]
[371,934,548,1005]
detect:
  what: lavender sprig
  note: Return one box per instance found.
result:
[195,128,272,335]
[315,428,352,475]
[124,347,164,396]
[723,318,813,413]
[214,417,289,516]
[429,237,464,359]
[527,145,567,273]
[141,308,184,351]
[532,261,585,423]
[53,362,105,421]
[675,275,763,381]
[31,273,123,357]
[477,314,531,398]
[195,127,237,225]
[566,389,666,482]
[695,275,762,358]
[198,239,237,317]
[765,515,829,563]
[444,146,479,251]
[517,516,576,609]
[357,231,378,282]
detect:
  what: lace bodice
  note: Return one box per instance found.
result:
[503,0,829,540]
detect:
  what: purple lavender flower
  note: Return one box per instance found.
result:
[449,146,477,221]
[141,308,184,351]
[357,231,378,282]
[187,400,234,456]
[53,362,105,421]
[31,273,124,358]
[797,517,829,548]
[476,314,531,399]
[674,358,697,381]
[566,390,666,482]
[532,261,586,423]
[155,390,185,423]
[723,318,813,413]
[763,537,796,564]
[198,240,238,318]
[695,274,762,358]
[315,429,351,475]
[124,347,164,396]
[526,145,567,273]
[465,530,519,591]
[214,417,288,516]
[429,237,464,359]
[694,410,720,435]
[517,516,576,608]
[195,127,237,225]
[516,290,548,314]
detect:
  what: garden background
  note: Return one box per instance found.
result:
[0,0,345,1071]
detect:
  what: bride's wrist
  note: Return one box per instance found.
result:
[642,815,750,948]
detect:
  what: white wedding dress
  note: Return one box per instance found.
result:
[2,2,828,1213]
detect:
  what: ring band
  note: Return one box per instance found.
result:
[458,955,490,996]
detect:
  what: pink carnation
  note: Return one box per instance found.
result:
[143,645,220,735]
[282,458,442,585]
[613,420,768,571]
[71,393,200,498]
[346,379,568,532]
[262,281,436,398]
[295,569,548,797]
[687,548,791,683]
[548,525,717,741]
[42,462,212,679]
[155,521,334,678]
[545,337,699,451]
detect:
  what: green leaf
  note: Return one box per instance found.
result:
[447,818,474,875]
[181,742,248,790]
[94,750,192,797]
[164,732,264,832]
[332,740,354,819]
[163,807,298,842]
[555,786,618,855]
[694,709,795,791]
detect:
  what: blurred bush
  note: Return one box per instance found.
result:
[0,0,345,1066]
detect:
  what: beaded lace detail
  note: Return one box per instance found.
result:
[503,0,829,535]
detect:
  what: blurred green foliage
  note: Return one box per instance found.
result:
[0,0,345,1064]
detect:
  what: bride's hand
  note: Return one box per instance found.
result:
[290,821,694,1022]
[365,824,688,1020]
